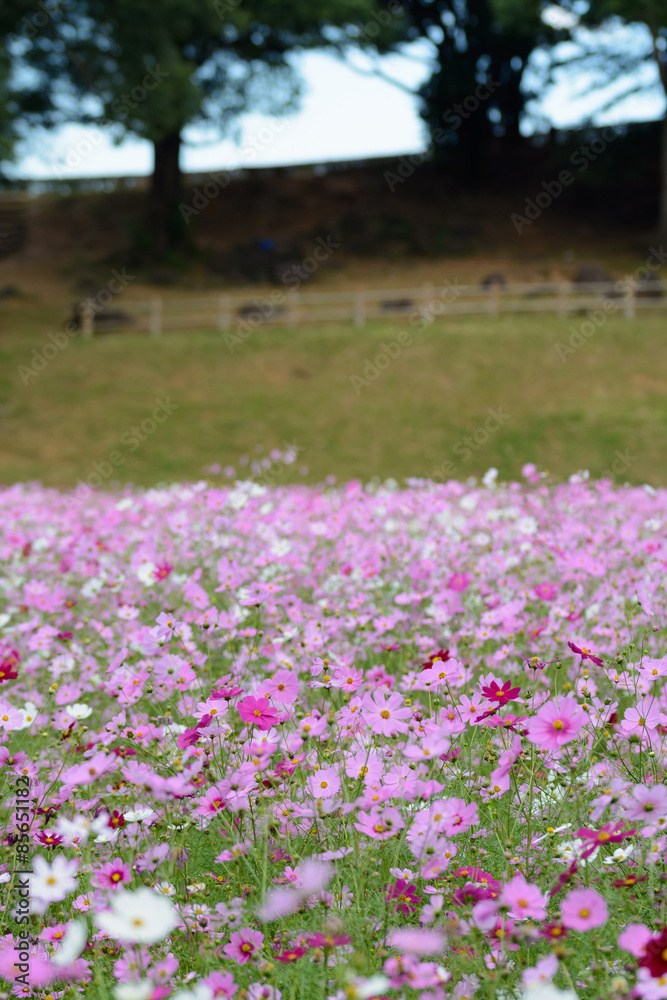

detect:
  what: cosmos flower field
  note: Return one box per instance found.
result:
[1,468,667,1000]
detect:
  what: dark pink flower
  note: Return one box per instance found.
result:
[275,945,306,963]
[386,879,421,915]
[480,680,521,706]
[567,641,603,667]
[575,822,635,858]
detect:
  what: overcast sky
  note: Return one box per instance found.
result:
[11,21,666,181]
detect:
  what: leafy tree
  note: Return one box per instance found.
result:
[400,0,547,180]
[548,0,667,235]
[14,0,408,252]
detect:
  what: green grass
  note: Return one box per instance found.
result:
[1,311,666,488]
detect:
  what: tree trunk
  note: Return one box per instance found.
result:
[149,130,186,255]
[660,112,667,243]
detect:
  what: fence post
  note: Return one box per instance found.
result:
[150,296,162,336]
[558,282,569,318]
[490,283,500,317]
[624,281,635,320]
[218,294,231,333]
[287,291,299,326]
[81,299,94,340]
[354,290,365,328]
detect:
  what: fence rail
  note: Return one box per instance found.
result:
[77,279,667,337]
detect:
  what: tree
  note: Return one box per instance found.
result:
[0,0,53,174]
[14,0,408,252]
[547,0,667,236]
[399,0,547,180]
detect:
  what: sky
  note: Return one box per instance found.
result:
[11,18,667,182]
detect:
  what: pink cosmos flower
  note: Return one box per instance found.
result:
[522,953,559,987]
[637,585,655,617]
[61,751,114,786]
[623,784,667,822]
[618,923,654,957]
[222,927,264,964]
[560,887,608,931]
[385,879,422,915]
[91,858,131,890]
[448,573,470,592]
[388,927,445,955]
[438,798,479,836]
[201,970,238,998]
[0,700,30,731]
[262,669,299,704]
[355,806,405,840]
[500,874,548,921]
[361,690,412,736]
[525,695,587,750]
[307,766,341,799]
[331,665,364,692]
[621,700,664,736]
[237,696,279,732]
[535,582,557,600]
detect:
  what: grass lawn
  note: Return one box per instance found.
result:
[1,311,666,488]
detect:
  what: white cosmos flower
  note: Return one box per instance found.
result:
[348,975,392,999]
[17,701,39,728]
[601,845,634,867]
[137,562,157,585]
[30,854,79,903]
[124,806,156,823]
[66,702,93,720]
[96,887,179,943]
[522,984,579,1000]
[113,982,155,1000]
[171,986,214,1000]
[53,919,87,966]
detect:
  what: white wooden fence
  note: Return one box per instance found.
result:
[78,279,667,338]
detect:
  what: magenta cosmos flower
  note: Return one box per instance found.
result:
[526,695,587,750]
[567,641,604,667]
[386,878,422,915]
[480,680,521,706]
[222,927,264,964]
[560,888,608,931]
[237,695,279,731]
